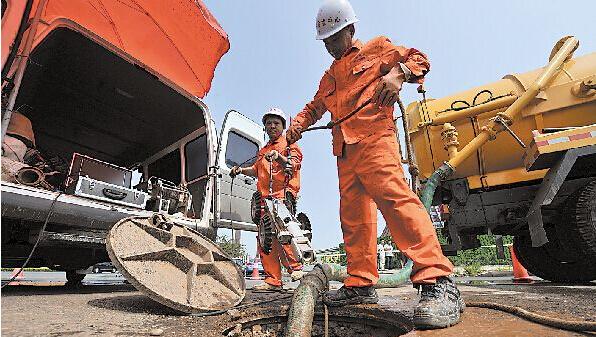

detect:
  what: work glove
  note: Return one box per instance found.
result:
[372,66,405,107]
[229,166,242,178]
[264,150,279,162]
[286,125,303,144]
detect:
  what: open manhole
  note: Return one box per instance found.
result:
[107,214,245,314]
[222,307,412,337]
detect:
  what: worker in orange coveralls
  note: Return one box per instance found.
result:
[286,0,464,329]
[230,108,304,291]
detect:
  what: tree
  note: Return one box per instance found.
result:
[216,236,246,258]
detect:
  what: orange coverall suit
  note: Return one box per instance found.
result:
[292,37,453,286]
[251,135,303,286]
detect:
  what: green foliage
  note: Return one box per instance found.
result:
[377,235,393,245]
[333,234,513,268]
[337,243,348,266]
[216,236,246,258]
[448,235,513,266]
[463,263,482,276]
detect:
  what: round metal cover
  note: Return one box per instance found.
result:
[106,215,245,314]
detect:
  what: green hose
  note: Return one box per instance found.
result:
[324,261,413,288]
[284,264,330,337]
[419,163,455,211]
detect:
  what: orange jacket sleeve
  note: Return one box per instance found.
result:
[376,36,430,84]
[292,72,334,130]
[288,143,303,173]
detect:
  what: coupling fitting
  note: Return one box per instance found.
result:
[441,123,460,158]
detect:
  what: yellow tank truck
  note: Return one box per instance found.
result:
[406,36,595,282]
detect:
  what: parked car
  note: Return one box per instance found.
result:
[244,259,265,276]
[92,262,117,274]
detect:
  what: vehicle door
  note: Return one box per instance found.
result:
[216,110,265,231]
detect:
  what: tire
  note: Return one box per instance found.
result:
[65,270,85,287]
[560,180,596,258]
[513,234,596,283]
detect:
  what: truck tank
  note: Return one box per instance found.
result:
[405,38,596,283]
[407,52,595,190]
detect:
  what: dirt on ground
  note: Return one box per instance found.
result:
[2,281,595,337]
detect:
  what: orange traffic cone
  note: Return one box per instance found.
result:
[8,268,25,285]
[251,262,260,280]
[509,246,533,283]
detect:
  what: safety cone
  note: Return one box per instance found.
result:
[251,262,260,280]
[8,268,25,285]
[508,246,533,283]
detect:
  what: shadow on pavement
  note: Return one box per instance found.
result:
[0,284,137,297]
[88,294,182,316]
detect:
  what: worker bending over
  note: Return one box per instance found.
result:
[287,0,464,329]
[231,108,304,291]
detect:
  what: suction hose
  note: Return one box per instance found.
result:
[419,163,455,211]
[284,264,330,337]
[284,261,413,337]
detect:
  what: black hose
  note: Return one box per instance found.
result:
[1,192,61,289]
[189,294,293,318]
[467,301,596,332]
[302,99,372,133]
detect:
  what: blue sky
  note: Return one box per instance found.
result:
[202,0,595,258]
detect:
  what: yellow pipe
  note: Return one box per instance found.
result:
[423,95,517,127]
[447,36,579,169]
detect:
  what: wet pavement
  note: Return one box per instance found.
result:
[2,271,595,336]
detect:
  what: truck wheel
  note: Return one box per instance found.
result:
[65,270,85,287]
[513,234,596,283]
[561,180,596,258]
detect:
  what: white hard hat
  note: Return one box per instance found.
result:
[262,107,286,128]
[315,0,358,40]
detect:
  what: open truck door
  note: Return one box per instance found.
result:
[215,110,265,237]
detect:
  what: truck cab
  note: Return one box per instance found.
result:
[1,6,263,284]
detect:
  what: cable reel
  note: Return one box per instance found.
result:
[250,191,264,224]
[296,212,312,241]
[258,211,275,255]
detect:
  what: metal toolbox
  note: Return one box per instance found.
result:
[70,176,148,209]
[66,153,147,209]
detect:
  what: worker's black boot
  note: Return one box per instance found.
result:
[412,277,465,329]
[322,285,378,307]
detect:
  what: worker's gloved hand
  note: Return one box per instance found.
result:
[265,150,280,162]
[229,166,242,178]
[286,125,303,144]
[372,66,405,107]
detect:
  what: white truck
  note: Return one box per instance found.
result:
[1,18,265,285]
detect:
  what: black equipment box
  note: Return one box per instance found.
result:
[66,154,147,209]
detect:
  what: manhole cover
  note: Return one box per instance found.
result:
[107,215,245,314]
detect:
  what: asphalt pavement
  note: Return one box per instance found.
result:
[1,271,594,336]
